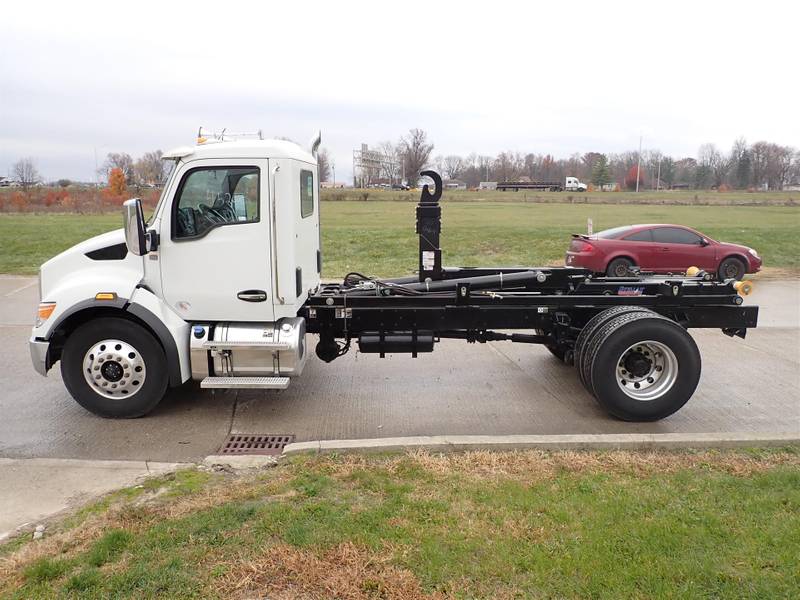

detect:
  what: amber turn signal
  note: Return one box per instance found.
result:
[733,280,754,296]
[37,302,56,321]
[95,292,117,301]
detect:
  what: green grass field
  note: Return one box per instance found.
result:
[324,187,800,206]
[1,201,798,276]
[2,448,798,599]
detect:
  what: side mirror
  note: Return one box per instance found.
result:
[700,238,710,246]
[123,198,152,256]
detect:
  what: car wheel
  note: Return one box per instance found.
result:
[61,317,168,418]
[717,256,746,280]
[606,257,634,277]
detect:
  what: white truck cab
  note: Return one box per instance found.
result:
[30,134,322,417]
[565,176,588,192]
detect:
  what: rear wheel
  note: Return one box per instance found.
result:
[606,257,634,277]
[61,317,168,418]
[584,312,701,421]
[575,306,654,391]
[718,256,746,280]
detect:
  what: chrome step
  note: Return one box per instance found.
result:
[200,376,290,390]
[203,340,291,350]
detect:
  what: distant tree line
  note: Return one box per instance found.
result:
[358,133,799,191]
[8,136,799,192]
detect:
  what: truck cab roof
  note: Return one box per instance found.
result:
[163,139,316,164]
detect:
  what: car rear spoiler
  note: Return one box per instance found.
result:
[571,233,591,240]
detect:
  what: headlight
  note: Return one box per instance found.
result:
[748,248,759,258]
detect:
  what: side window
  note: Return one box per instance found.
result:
[300,169,314,218]
[623,229,653,242]
[652,227,702,245]
[173,167,259,239]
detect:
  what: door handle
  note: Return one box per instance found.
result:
[659,247,670,251]
[237,290,268,302]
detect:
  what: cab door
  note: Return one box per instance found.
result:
[295,163,321,301]
[158,158,274,322]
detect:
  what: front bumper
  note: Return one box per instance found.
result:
[30,337,50,376]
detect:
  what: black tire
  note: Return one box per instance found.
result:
[575,306,654,391]
[585,312,701,421]
[717,256,746,280]
[61,317,168,418]
[606,257,634,277]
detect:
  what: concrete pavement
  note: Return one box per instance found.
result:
[0,457,181,542]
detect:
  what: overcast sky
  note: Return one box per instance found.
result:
[1,0,797,182]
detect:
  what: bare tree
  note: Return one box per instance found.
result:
[729,137,751,189]
[377,141,401,183]
[398,128,433,187]
[12,158,41,189]
[317,148,331,182]
[697,144,727,188]
[442,155,464,180]
[101,152,134,184]
[133,150,168,186]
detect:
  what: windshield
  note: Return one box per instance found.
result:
[594,225,632,239]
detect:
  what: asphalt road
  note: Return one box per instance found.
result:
[0,275,797,462]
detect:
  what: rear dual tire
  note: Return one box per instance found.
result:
[575,309,701,421]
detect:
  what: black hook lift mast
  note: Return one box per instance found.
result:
[304,173,758,422]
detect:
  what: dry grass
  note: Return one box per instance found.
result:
[218,542,444,600]
[323,447,800,481]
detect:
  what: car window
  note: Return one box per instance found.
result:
[623,229,653,242]
[652,227,702,245]
[595,226,632,239]
[173,167,259,239]
[300,169,314,218]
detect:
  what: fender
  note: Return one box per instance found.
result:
[128,286,191,386]
[40,289,190,387]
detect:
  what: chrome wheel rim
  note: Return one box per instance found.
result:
[616,340,678,401]
[82,339,146,399]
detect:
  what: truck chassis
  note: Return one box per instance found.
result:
[303,171,757,421]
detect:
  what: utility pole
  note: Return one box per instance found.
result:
[656,157,661,192]
[635,135,642,193]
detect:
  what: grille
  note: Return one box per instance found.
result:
[219,434,295,455]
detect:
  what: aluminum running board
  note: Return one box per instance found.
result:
[203,340,291,350]
[201,376,290,390]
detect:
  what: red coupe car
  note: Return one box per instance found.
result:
[565,224,762,279]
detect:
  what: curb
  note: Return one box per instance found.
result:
[202,454,279,469]
[0,457,184,473]
[282,432,800,455]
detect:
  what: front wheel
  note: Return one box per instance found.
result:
[61,317,168,418]
[584,312,701,421]
[718,256,746,280]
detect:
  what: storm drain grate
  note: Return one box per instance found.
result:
[219,434,295,455]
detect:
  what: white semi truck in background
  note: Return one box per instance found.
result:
[496,176,588,192]
[30,132,757,422]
